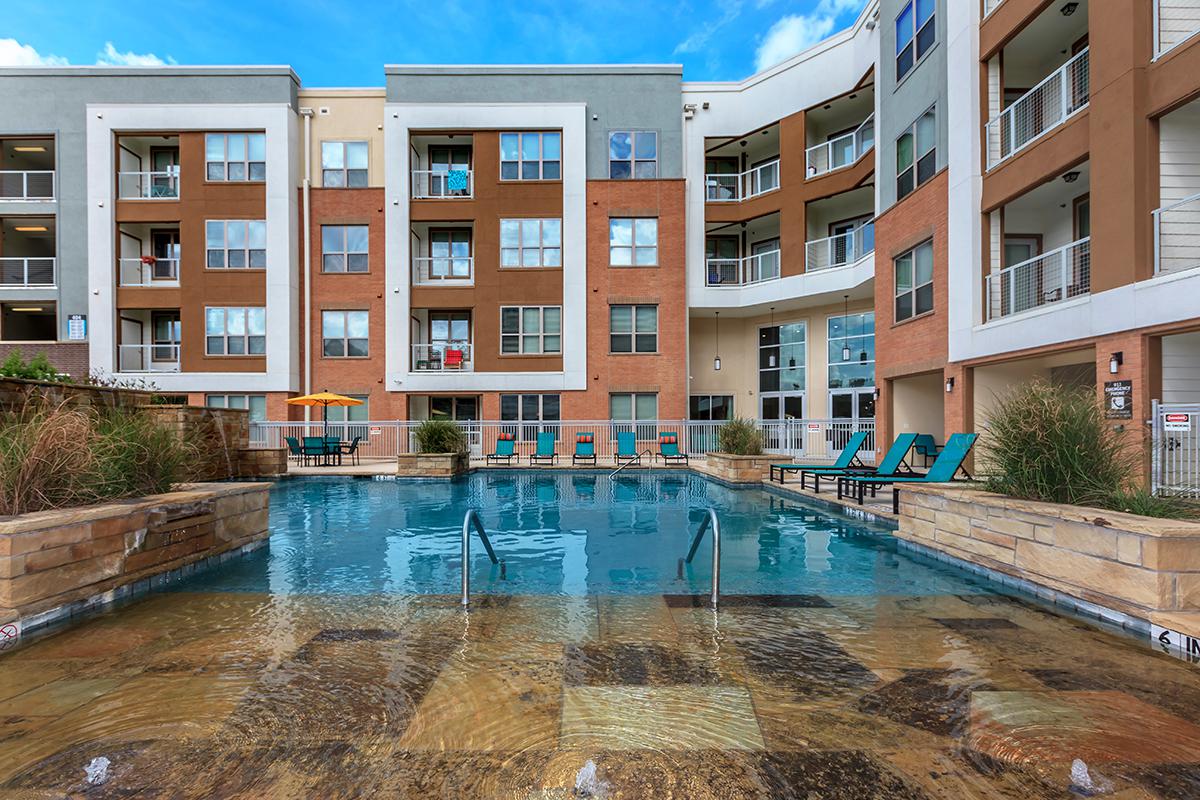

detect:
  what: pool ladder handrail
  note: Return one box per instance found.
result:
[684,508,721,609]
[609,449,652,478]
[461,508,499,607]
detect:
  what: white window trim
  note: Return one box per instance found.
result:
[895,0,936,82]
[894,240,935,322]
[206,132,265,182]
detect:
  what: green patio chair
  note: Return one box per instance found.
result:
[798,433,919,493]
[573,432,597,466]
[529,431,558,465]
[769,430,869,484]
[487,432,517,465]
[655,431,688,465]
[838,433,978,513]
[284,436,308,466]
[913,434,942,467]
[615,431,640,466]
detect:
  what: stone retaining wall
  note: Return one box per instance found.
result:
[898,485,1200,620]
[705,452,782,483]
[397,452,469,478]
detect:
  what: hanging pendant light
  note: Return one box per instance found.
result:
[713,311,721,371]
[768,306,777,368]
[841,295,852,362]
[858,308,867,363]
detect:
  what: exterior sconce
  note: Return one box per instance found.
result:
[945,376,955,393]
[713,311,721,371]
[1109,352,1123,374]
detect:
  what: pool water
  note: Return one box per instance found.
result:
[4,474,1200,798]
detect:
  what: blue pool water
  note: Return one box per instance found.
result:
[175,472,999,598]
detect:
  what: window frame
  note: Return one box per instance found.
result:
[500,218,562,268]
[499,132,562,181]
[758,321,807,394]
[689,394,734,421]
[609,304,659,354]
[204,306,266,356]
[320,140,369,188]
[608,217,659,267]
[206,219,267,270]
[321,309,369,358]
[325,395,370,423]
[608,130,658,179]
[893,239,935,323]
[896,106,937,201]
[205,394,268,422]
[827,311,876,390]
[500,305,562,355]
[205,133,265,182]
[321,224,369,273]
[895,0,936,82]
[500,393,561,441]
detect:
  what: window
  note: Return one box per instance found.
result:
[609,218,658,266]
[610,393,658,421]
[428,229,472,279]
[501,306,561,354]
[894,240,934,322]
[896,0,935,82]
[828,312,875,389]
[609,305,658,353]
[205,394,267,422]
[322,310,369,357]
[205,133,265,182]
[896,107,936,201]
[759,322,806,393]
[500,219,561,267]
[609,131,657,179]
[321,141,368,188]
[206,220,266,269]
[326,396,369,422]
[205,307,265,355]
[500,394,561,441]
[500,132,561,180]
[322,225,368,273]
[689,395,733,421]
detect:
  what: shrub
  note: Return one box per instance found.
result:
[0,350,67,383]
[414,418,467,454]
[718,418,764,456]
[1108,488,1196,520]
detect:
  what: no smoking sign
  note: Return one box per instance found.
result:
[0,622,20,651]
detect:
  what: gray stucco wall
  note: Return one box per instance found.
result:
[876,0,949,213]
[0,67,298,339]
[386,66,684,179]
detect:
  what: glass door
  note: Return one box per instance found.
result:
[829,389,876,453]
[429,146,471,197]
[151,312,180,364]
[431,396,481,455]
[429,229,471,279]
[750,237,780,282]
[428,312,471,370]
[150,230,180,281]
[150,148,179,198]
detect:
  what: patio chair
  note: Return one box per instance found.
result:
[340,436,362,466]
[838,433,978,513]
[797,433,919,494]
[443,349,465,370]
[302,436,333,466]
[913,434,941,467]
[529,431,558,465]
[284,436,308,466]
[488,432,517,465]
[769,430,869,484]
[615,431,641,466]
[324,436,343,466]
[655,431,688,465]
[573,432,597,466]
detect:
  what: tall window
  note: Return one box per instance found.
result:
[207,220,266,269]
[327,396,369,422]
[205,394,267,422]
[322,225,368,273]
[828,312,875,389]
[609,131,657,179]
[609,305,658,353]
[500,394,561,441]
[500,219,561,267]
[894,240,934,322]
[689,395,733,421]
[896,0,935,82]
[205,307,265,355]
[759,322,806,393]
[896,107,936,201]
[205,133,265,182]
[321,141,368,188]
[428,229,472,279]
[500,132,561,180]
[501,306,561,354]
[322,310,369,357]
[609,218,658,266]
[610,393,658,423]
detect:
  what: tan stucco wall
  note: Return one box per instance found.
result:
[298,90,387,188]
[892,372,944,441]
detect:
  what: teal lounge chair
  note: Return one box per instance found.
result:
[838,433,978,513]
[487,432,516,465]
[573,432,596,466]
[655,431,688,465]
[769,431,869,484]
[913,434,941,467]
[615,431,640,466]
[284,436,307,465]
[529,431,558,465]
[799,433,919,494]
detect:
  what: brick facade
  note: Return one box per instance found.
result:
[0,343,89,381]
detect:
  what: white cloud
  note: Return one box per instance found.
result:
[754,0,864,72]
[0,38,68,67]
[674,0,746,55]
[96,42,176,67]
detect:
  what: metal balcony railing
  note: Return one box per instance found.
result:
[118,257,180,286]
[805,114,874,178]
[805,223,874,272]
[1154,190,1200,275]
[118,344,180,372]
[985,48,1089,170]
[705,249,781,286]
[0,257,55,287]
[412,342,473,371]
[1155,0,1200,58]
[412,169,473,199]
[704,159,780,202]
[118,170,180,199]
[413,255,473,285]
[986,237,1091,321]
[0,170,54,200]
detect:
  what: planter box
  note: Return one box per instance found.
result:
[396,451,469,478]
[0,482,272,634]
[237,447,288,477]
[898,485,1200,621]
[705,452,782,484]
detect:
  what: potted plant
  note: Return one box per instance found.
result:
[398,419,470,477]
[706,418,776,483]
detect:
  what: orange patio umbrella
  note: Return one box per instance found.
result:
[285,391,364,436]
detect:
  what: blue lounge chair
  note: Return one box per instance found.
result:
[284,436,308,466]
[573,432,596,466]
[655,431,688,465]
[799,433,920,493]
[488,432,516,465]
[913,434,941,467]
[838,433,978,513]
[769,431,869,484]
[615,431,640,466]
[529,431,558,465]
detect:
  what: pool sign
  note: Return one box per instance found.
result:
[1164,413,1192,432]
[1104,380,1133,419]
[370,427,382,436]
[0,622,20,651]
[1152,624,1200,666]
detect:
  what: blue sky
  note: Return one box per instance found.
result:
[1,0,866,84]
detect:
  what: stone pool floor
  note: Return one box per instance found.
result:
[3,591,1200,798]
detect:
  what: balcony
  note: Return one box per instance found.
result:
[1155,0,1200,57]
[119,257,180,287]
[705,160,780,203]
[0,138,55,201]
[987,238,1090,321]
[0,257,55,288]
[0,216,55,287]
[413,256,473,286]
[805,115,874,179]
[412,169,473,199]
[805,223,874,273]
[705,250,781,287]
[410,134,473,200]
[703,124,780,206]
[1154,191,1200,276]
[118,343,180,373]
[0,171,54,201]
[118,170,180,200]
[412,342,473,371]
[985,49,1089,170]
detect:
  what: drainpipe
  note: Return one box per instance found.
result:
[300,107,314,423]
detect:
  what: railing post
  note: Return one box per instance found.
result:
[1153,210,1162,275]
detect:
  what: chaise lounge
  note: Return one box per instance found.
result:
[837,433,978,513]
[798,432,919,493]
[769,430,869,484]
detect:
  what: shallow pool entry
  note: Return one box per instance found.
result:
[3,474,1200,798]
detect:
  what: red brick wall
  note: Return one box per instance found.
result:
[0,343,89,381]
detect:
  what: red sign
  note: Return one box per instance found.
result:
[1166,414,1190,423]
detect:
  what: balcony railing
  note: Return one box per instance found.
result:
[0,170,54,200]
[986,237,1091,321]
[1154,190,1200,275]
[705,249,781,286]
[118,257,180,286]
[805,223,874,273]
[805,114,874,178]
[413,256,473,286]
[118,343,180,373]
[117,170,180,200]
[1155,0,1200,58]
[412,342,473,371]
[986,48,1089,170]
[983,0,1006,16]
[704,159,780,202]
[412,169,473,199]
[0,257,55,287]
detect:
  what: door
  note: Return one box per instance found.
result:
[1071,195,1090,298]
[750,237,780,282]
[430,396,482,455]
[429,146,471,197]
[760,394,805,454]
[119,317,142,370]
[829,389,876,455]
[704,156,739,200]
[150,230,180,281]
[827,126,856,169]
[427,312,471,369]
[150,148,179,197]
[151,312,180,367]
[1003,236,1041,314]
[705,236,739,284]
[829,214,873,266]
[429,229,471,279]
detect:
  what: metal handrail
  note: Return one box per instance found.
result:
[461,509,499,607]
[609,448,651,478]
[684,508,721,609]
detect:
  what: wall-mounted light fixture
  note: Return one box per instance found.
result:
[1109,351,1124,374]
[1063,170,1080,184]
[1061,2,1079,16]
[945,376,955,393]
[713,311,721,371]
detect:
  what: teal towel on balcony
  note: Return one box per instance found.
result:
[447,169,468,192]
